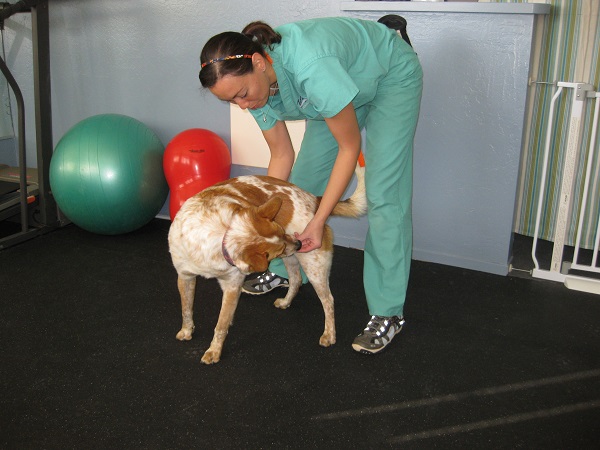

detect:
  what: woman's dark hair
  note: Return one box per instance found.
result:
[199,21,282,88]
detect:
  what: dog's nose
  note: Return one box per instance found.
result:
[295,240,302,251]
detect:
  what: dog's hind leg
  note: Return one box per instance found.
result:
[274,255,302,309]
[201,275,244,364]
[176,274,197,341]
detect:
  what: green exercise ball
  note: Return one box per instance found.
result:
[50,114,169,235]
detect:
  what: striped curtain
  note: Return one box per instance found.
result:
[490,0,600,248]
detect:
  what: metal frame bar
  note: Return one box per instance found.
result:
[569,91,600,275]
[0,43,28,233]
[531,85,564,281]
[31,0,56,227]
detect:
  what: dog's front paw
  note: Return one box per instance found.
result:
[274,298,291,309]
[319,333,336,347]
[176,326,194,341]
[201,349,221,364]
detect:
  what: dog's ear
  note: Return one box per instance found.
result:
[257,196,283,221]
[245,253,269,273]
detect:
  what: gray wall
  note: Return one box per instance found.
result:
[1,1,544,276]
[1,0,338,166]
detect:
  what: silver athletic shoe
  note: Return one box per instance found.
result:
[242,271,289,295]
[352,315,405,355]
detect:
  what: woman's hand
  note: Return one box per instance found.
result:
[295,218,325,253]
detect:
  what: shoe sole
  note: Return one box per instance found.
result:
[241,284,289,295]
[351,343,387,355]
[351,326,402,355]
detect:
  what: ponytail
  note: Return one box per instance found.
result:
[242,21,282,50]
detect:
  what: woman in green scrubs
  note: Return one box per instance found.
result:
[199,16,422,355]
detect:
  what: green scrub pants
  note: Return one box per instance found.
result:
[269,39,423,318]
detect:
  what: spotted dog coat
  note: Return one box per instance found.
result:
[168,165,366,364]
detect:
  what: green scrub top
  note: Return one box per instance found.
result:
[248,17,402,130]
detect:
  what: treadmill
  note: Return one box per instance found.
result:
[0,0,60,249]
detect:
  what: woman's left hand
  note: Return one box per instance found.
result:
[295,219,325,253]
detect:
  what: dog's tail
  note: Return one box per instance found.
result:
[328,154,367,218]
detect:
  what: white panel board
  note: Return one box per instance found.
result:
[230,104,305,168]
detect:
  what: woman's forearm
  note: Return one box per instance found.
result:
[315,103,363,223]
[267,151,295,180]
[313,145,360,225]
[263,121,295,180]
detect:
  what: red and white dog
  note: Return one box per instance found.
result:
[168,163,366,364]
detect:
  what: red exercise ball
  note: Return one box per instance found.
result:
[163,128,231,220]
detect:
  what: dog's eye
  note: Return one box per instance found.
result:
[265,252,270,259]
